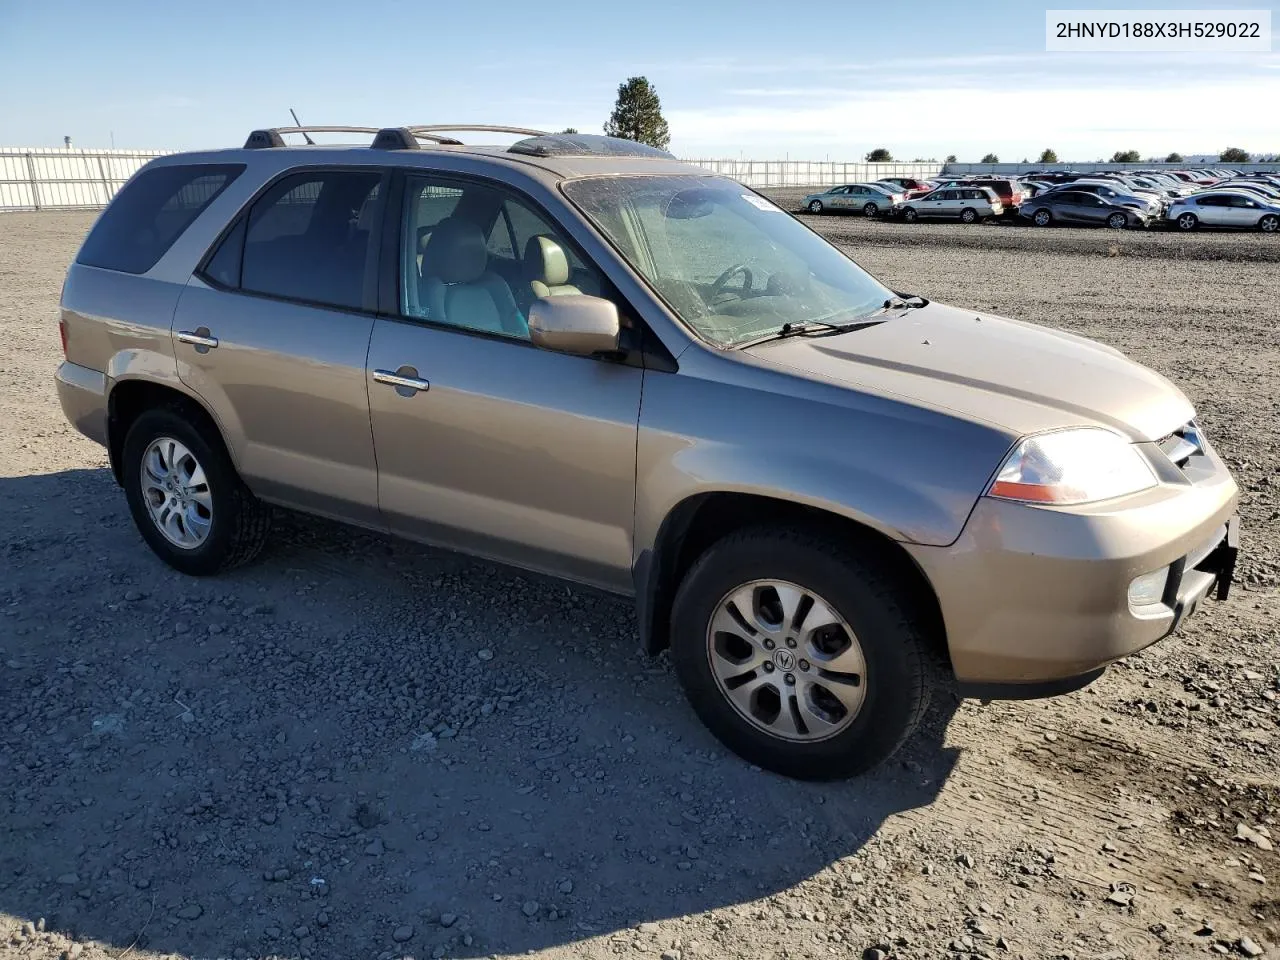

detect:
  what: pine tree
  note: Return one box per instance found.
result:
[604,78,670,150]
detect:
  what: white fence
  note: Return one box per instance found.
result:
[1,148,950,211]
[0,148,170,211]
[685,159,944,188]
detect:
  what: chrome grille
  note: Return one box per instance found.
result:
[1158,421,1204,470]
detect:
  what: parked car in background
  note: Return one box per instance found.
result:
[1020,189,1150,228]
[876,177,934,198]
[1168,192,1280,231]
[901,186,1003,223]
[803,183,905,217]
[1040,180,1164,216]
[931,178,1023,215]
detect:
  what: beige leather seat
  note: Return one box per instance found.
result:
[525,235,582,299]
[420,219,528,338]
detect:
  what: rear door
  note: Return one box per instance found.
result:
[365,172,643,591]
[172,168,385,525]
[1194,195,1228,225]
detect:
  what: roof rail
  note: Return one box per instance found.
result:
[244,126,383,148]
[244,124,552,150]
[406,124,549,138]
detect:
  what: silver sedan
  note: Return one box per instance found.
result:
[802,183,905,217]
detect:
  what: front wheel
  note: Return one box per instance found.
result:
[903,207,919,223]
[1259,214,1279,233]
[1107,212,1128,229]
[1033,209,1053,227]
[807,199,824,214]
[670,528,930,780]
[121,407,272,576]
[863,202,880,218]
[1177,212,1198,231]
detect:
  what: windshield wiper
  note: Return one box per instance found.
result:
[733,316,886,349]
[888,293,929,308]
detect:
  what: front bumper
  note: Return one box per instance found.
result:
[55,360,109,447]
[905,437,1239,691]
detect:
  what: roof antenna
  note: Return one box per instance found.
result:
[289,108,315,145]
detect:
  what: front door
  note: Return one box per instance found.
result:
[366,173,643,591]
[172,168,386,525]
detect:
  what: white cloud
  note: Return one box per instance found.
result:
[668,74,1280,160]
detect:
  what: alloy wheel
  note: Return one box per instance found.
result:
[706,579,867,742]
[140,436,213,548]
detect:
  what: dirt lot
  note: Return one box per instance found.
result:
[2,211,1278,960]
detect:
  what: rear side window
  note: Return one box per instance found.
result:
[77,164,244,274]
[237,170,383,311]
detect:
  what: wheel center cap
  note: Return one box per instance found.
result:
[772,649,796,671]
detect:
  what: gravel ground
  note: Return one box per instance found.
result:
[1,211,1278,960]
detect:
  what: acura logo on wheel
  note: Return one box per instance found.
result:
[772,649,796,671]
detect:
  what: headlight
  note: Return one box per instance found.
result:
[988,428,1157,505]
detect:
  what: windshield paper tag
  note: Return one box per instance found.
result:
[742,194,783,212]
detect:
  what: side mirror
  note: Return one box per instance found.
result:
[528,295,621,358]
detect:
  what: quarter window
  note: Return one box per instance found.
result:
[237,170,382,311]
[77,163,243,274]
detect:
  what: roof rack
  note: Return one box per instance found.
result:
[243,124,551,150]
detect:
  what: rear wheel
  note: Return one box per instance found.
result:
[1107,212,1128,229]
[670,527,930,780]
[863,202,880,218]
[960,207,978,224]
[903,207,919,223]
[808,199,824,214]
[1260,214,1279,233]
[121,407,272,576]
[1033,208,1053,227]
[1177,212,1199,231]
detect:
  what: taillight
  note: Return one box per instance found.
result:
[58,318,68,358]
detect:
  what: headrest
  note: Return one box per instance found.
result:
[421,218,488,284]
[524,235,570,287]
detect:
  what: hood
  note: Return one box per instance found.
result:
[744,300,1193,441]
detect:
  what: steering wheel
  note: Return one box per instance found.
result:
[710,263,753,302]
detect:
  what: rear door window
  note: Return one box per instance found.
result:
[237,170,383,311]
[76,163,244,274]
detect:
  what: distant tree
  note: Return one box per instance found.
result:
[865,147,893,162]
[1219,146,1250,163]
[604,77,670,150]
[980,153,999,163]
[1111,149,1141,163]
[1038,148,1059,163]
[945,154,957,163]
[1164,152,1183,163]
[559,127,579,135]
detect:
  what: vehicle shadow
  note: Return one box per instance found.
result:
[0,468,961,959]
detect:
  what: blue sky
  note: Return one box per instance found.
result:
[1,0,1277,160]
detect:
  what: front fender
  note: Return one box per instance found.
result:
[633,360,1013,563]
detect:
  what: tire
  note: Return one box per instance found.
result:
[1033,208,1053,227]
[1107,212,1128,229]
[1260,214,1279,233]
[669,526,930,780]
[960,207,978,224]
[1177,212,1198,231]
[863,202,880,218]
[121,406,272,576]
[808,200,824,214]
[903,207,919,223]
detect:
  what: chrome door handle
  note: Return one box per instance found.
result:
[373,369,430,393]
[176,330,219,349]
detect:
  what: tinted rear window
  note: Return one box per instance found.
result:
[77,164,244,274]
